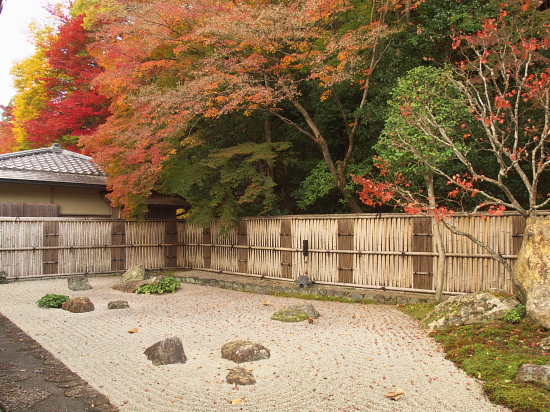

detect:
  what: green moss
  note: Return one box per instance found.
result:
[430,320,550,412]
[397,302,437,320]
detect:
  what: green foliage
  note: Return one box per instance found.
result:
[378,65,470,177]
[162,138,290,229]
[37,294,69,308]
[294,161,336,210]
[502,304,526,324]
[135,277,181,294]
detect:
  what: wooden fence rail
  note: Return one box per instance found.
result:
[0,212,537,294]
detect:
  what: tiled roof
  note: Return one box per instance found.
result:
[0,144,107,187]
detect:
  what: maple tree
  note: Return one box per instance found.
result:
[0,106,17,154]
[9,22,55,151]
[82,0,421,222]
[354,0,550,297]
[24,11,109,151]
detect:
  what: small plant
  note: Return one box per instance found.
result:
[37,294,69,308]
[502,304,526,324]
[135,276,181,294]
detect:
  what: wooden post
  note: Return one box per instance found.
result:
[42,221,59,275]
[280,220,292,278]
[237,220,248,274]
[337,219,354,283]
[164,221,178,268]
[412,218,433,289]
[111,221,126,271]
[203,227,212,269]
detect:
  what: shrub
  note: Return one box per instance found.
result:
[37,294,69,308]
[502,304,526,324]
[135,276,181,294]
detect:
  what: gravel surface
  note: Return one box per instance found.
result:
[0,273,510,412]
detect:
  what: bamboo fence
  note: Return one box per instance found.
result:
[0,213,537,294]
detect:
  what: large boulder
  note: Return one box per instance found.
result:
[516,364,550,389]
[67,275,92,291]
[221,340,270,363]
[111,279,150,293]
[513,216,550,328]
[144,337,187,366]
[61,297,95,313]
[120,265,147,282]
[420,289,519,331]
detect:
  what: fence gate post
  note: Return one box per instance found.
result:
[42,221,59,275]
[337,219,354,284]
[280,220,292,278]
[111,221,126,271]
[164,221,178,268]
[203,227,212,269]
[412,218,433,289]
[237,220,248,274]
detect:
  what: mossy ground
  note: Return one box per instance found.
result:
[399,303,550,412]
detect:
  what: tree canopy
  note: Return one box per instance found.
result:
[2,0,549,228]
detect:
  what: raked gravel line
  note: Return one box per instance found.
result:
[0,274,510,412]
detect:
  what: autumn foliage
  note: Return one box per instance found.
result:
[16,12,110,151]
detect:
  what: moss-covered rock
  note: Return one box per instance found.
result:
[420,289,519,331]
[271,304,320,322]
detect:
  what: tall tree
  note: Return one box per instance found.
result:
[355,0,550,283]
[0,106,16,154]
[83,0,420,222]
[9,23,54,151]
[20,11,110,151]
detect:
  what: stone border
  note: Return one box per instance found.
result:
[175,275,435,304]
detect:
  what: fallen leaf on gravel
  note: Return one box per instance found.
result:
[128,328,138,333]
[262,300,270,306]
[385,388,404,400]
[229,398,243,405]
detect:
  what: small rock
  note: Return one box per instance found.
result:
[516,363,550,389]
[221,340,270,363]
[541,337,550,350]
[107,300,129,309]
[67,275,92,291]
[295,275,312,288]
[226,366,256,385]
[0,270,8,284]
[144,336,187,366]
[61,297,94,313]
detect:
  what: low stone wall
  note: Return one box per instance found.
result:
[175,275,436,305]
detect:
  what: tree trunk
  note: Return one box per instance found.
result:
[425,173,447,302]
